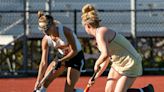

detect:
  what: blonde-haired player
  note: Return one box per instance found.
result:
[81,4,154,92]
[34,11,85,92]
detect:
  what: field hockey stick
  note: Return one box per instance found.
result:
[33,62,61,92]
[84,67,100,92]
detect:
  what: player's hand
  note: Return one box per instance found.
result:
[88,77,95,87]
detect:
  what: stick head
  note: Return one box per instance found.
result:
[84,86,90,92]
[36,90,40,92]
[74,88,84,92]
[34,90,40,92]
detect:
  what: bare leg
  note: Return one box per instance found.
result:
[105,67,121,92]
[115,76,136,92]
[64,67,80,92]
[43,61,66,88]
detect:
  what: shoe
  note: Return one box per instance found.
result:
[145,84,154,92]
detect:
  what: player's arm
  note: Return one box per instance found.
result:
[35,36,49,87]
[95,28,110,71]
[86,57,110,88]
[58,27,78,62]
[95,57,110,79]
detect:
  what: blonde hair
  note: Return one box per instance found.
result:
[37,11,60,32]
[81,4,100,28]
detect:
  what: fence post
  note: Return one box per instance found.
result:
[22,0,29,73]
[45,0,51,15]
[130,0,137,48]
[74,9,77,34]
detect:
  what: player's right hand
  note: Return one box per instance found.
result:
[88,77,95,87]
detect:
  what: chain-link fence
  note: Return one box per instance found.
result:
[0,0,164,77]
